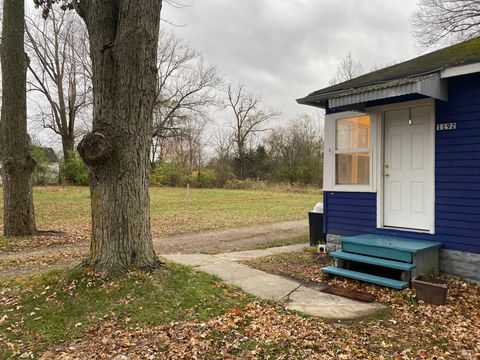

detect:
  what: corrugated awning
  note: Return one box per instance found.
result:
[297,73,448,109]
[329,73,447,108]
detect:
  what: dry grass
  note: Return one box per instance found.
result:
[0,186,321,251]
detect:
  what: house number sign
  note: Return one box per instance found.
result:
[436,123,457,131]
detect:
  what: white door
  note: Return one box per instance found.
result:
[384,105,434,231]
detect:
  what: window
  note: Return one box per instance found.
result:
[335,115,371,185]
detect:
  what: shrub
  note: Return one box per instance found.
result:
[150,161,188,187]
[60,152,89,186]
[224,178,269,190]
[192,168,217,188]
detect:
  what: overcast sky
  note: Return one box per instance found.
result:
[163,0,420,125]
[26,0,422,150]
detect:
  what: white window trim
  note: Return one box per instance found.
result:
[367,98,436,234]
[323,111,376,192]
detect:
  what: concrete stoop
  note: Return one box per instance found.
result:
[162,244,385,321]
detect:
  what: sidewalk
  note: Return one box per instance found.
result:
[162,244,385,321]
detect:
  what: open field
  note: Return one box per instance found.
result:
[0,186,321,251]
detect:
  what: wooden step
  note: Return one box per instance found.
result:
[330,251,416,271]
[322,266,409,290]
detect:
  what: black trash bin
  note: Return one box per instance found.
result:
[308,203,324,246]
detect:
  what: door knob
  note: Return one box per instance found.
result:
[384,165,390,177]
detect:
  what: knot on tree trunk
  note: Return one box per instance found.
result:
[2,155,36,175]
[78,132,111,165]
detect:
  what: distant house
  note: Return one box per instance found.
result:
[0,147,59,185]
[39,147,60,166]
[297,37,480,285]
[32,147,60,184]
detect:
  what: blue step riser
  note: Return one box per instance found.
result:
[330,251,416,271]
[342,242,412,263]
[322,266,408,290]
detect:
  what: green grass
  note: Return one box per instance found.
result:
[0,265,252,357]
[0,186,322,237]
[0,236,10,249]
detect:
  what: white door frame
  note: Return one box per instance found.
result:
[367,99,436,234]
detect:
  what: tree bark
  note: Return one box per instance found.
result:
[76,0,162,274]
[0,0,37,237]
[62,134,76,162]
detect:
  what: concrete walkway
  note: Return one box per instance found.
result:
[162,244,385,321]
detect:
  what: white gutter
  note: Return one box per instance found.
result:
[440,62,480,78]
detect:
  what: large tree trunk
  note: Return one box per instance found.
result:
[76,1,162,274]
[0,0,37,237]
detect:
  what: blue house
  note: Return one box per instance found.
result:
[297,37,480,286]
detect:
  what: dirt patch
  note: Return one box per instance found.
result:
[152,220,308,254]
[241,247,333,284]
[0,220,308,280]
[322,285,376,302]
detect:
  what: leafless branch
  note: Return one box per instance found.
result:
[26,7,92,158]
[411,0,480,48]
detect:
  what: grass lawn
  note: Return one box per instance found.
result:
[2,256,479,358]
[0,265,253,358]
[0,186,321,251]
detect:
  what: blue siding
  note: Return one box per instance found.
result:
[325,73,480,254]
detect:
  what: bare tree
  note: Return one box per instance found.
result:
[411,0,480,47]
[151,31,221,164]
[329,52,364,85]
[26,7,92,161]
[225,84,279,179]
[210,129,234,187]
[1,0,37,236]
[267,114,324,185]
[35,0,163,274]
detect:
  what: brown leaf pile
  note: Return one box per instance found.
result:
[243,249,480,359]
[40,293,480,359]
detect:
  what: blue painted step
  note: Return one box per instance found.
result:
[342,234,442,252]
[322,266,409,290]
[330,251,416,271]
[341,235,442,263]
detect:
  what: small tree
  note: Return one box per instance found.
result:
[411,0,480,47]
[210,130,234,187]
[226,84,279,179]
